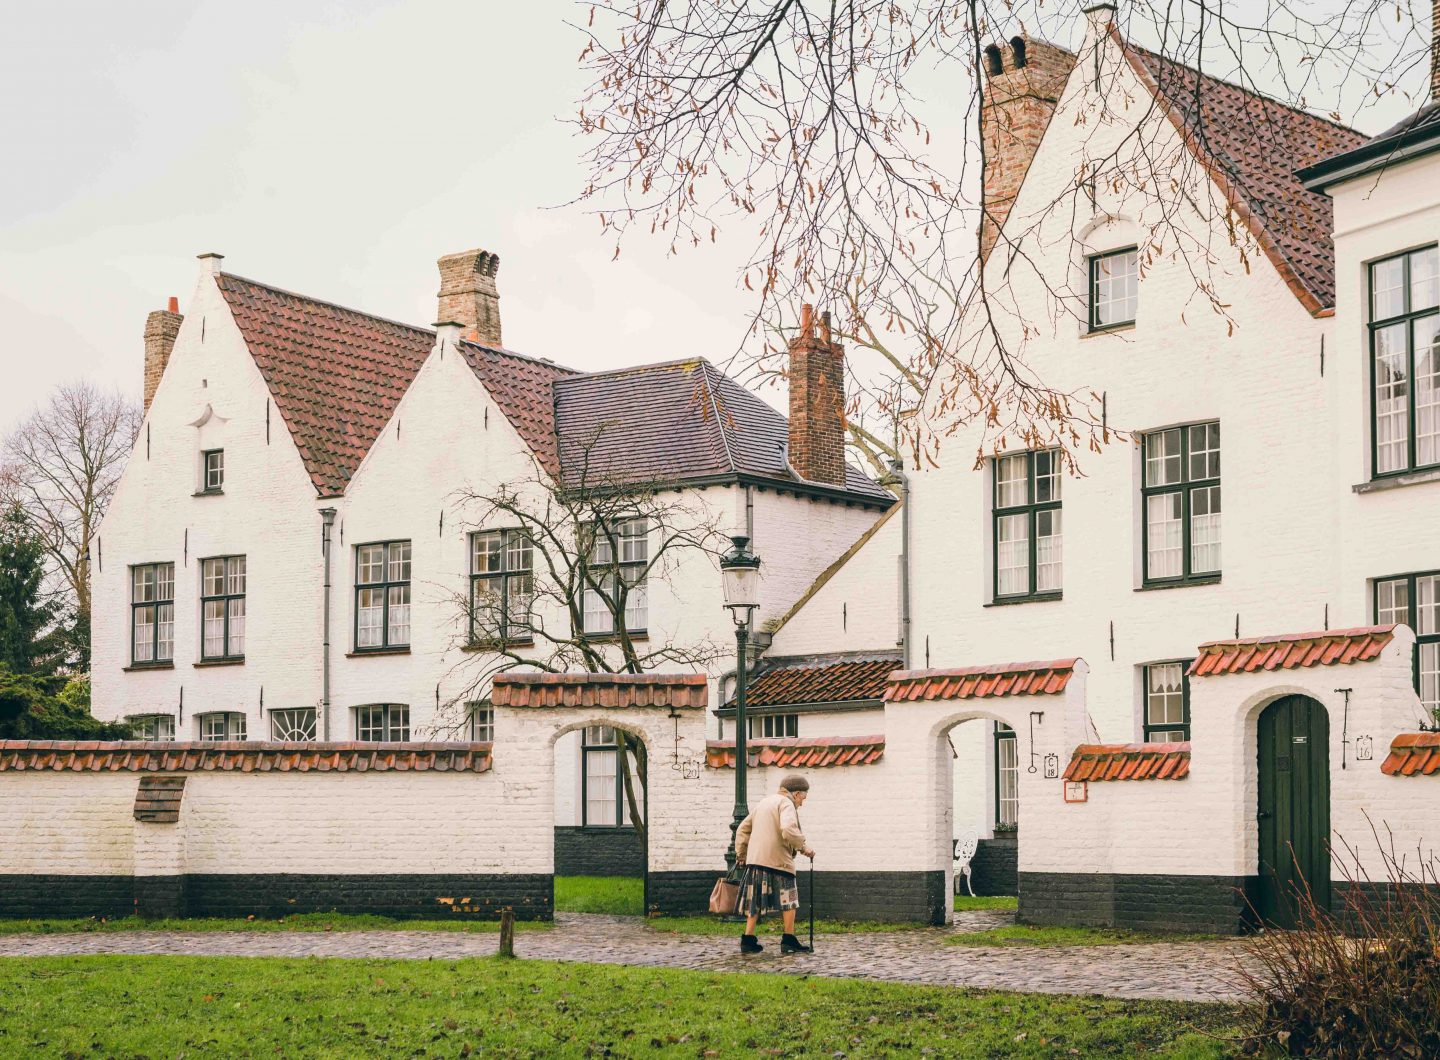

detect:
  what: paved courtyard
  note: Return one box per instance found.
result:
[0,912,1252,1002]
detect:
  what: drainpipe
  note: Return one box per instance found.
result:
[320,507,337,739]
[887,458,912,668]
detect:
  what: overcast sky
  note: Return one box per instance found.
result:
[0,1,1419,436]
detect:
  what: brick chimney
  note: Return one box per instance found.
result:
[979,34,1078,261]
[143,296,183,413]
[437,248,502,348]
[787,304,847,486]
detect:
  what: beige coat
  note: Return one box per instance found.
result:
[735,791,808,875]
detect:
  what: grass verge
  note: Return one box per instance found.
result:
[554,875,644,916]
[0,912,551,936]
[947,924,1222,947]
[0,955,1242,1057]
[953,895,1019,911]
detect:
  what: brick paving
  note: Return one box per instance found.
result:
[0,912,1251,1003]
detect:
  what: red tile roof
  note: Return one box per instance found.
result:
[724,655,901,710]
[0,741,493,773]
[1380,733,1440,777]
[705,735,885,769]
[216,274,574,495]
[490,673,709,710]
[884,660,1078,703]
[1122,40,1368,313]
[1189,626,1394,677]
[1063,743,1191,782]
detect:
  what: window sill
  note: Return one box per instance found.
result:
[346,647,412,658]
[579,632,650,644]
[194,657,245,668]
[984,593,1062,608]
[123,662,175,673]
[1082,322,1136,338]
[192,489,225,498]
[1353,466,1440,493]
[1135,576,1220,592]
[462,638,535,653]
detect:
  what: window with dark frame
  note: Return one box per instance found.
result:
[470,530,534,644]
[198,711,246,741]
[1375,571,1440,721]
[992,450,1062,601]
[354,703,410,741]
[581,724,640,827]
[994,724,1019,828]
[269,707,316,741]
[130,562,175,665]
[355,541,411,651]
[1142,422,1221,585]
[200,555,246,660]
[747,714,799,739]
[202,449,225,492]
[469,702,494,742]
[1088,247,1138,330]
[1369,245,1439,477]
[1142,661,1192,742]
[582,519,648,635]
[129,714,176,741]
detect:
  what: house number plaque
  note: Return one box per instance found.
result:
[1354,735,1373,761]
[1064,781,1088,803]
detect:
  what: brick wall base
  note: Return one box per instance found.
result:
[0,874,553,922]
[554,827,646,878]
[1018,871,1253,934]
[970,837,1018,896]
[646,869,946,923]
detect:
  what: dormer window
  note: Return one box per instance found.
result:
[1089,247,1138,331]
[202,449,225,493]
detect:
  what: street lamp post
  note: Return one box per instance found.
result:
[719,534,761,875]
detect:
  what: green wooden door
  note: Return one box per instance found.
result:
[1256,696,1331,927]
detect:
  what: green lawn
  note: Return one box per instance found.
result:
[954,895,1020,911]
[0,955,1243,1058]
[555,875,645,916]
[0,912,551,936]
[947,924,1222,947]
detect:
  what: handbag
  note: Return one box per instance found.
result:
[709,872,741,914]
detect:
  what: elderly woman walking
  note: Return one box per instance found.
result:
[734,774,814,954]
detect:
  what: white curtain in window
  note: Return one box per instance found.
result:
[996,514,1029,596]
[1146,494,1183,578]
[1036,510,1062,592]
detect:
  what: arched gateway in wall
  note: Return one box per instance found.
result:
[1255,695,1331,928]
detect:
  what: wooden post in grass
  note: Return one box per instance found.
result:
[498,907,516,958]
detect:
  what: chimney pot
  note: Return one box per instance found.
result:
[787,305,847,487]
[437,248,502,348]
[168,296,179,313]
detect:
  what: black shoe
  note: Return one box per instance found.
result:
[739,934,763,954]
[780,933,813,954]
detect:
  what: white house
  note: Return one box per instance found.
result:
[747,4,1440,927]
[91,246,893,872]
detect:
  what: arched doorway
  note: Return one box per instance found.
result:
[552,721,648,917]
[1256,695,1331,927]
[940,712,1021,922]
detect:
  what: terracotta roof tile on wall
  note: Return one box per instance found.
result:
[1063,743,1191,782]
[490,673,709,710]
[726,656,902,709]
[1189,626,1394,677]
[705,735,885,769]
[1380,733,1440,777]
[885,660,1078,703]
[0,741,493,773]
[1123,42,1368,313]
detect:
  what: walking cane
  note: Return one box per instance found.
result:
[808,854,815,951]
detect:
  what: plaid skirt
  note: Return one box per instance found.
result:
[734,865,799,917]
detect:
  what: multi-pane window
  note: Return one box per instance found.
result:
[582,519,649,635]
[1089,247,1138,330]
[470,530,534,643]
[748,714,799,739]
[469,702,495,742]
[130,562,175,665]
[1369,246,1439,476]
[1143,662,1192,742]
[355,541,411,650]
[1142,422,1221,584]
[994,725,1019,828]
[582,725,640,827]
[992,450,1062,600]
[201,556,246,660]
[202,449,225,492]
[198,712,246,741]
[1376,572,1440,722]
[355,703,410,741]
[129,714,176,741]
[269,708,316,741]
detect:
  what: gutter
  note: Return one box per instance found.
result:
[320,507,337,739]
[1297,116,1440,193]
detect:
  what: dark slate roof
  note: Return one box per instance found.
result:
[552,359,893,503]
[1298,101,1440,193]
[217,275,890,504]
[1123,43,1368,313]
[721,653,902,711]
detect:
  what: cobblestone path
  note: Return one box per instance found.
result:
[0,912,1251,1003]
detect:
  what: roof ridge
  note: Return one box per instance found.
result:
[219,273,437,338]
[698,360,740,475]
[555,356,711,383]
